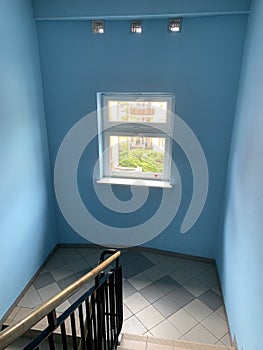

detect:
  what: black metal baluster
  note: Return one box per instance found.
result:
[114,272,118,342]
[78,304,87,350]
[96,285,103,350]
[109,273,116,342]
[70,312,78,350]
[100,282,107,350]
[91,293,98,350]
[103,281,108,350]
[85,298,93,349]
[116,267,123,334]
[14,250,123,350]
[47,329,55,349]
[47,311,57,350]
[60,322,68,350]
[104,281,110,350]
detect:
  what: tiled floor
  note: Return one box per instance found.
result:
[5,247,232,348]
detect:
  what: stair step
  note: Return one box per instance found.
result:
[118,333,236,350]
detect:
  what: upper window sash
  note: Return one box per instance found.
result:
[97,92,175,134]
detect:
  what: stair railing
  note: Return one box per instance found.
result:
[0,249,122,350]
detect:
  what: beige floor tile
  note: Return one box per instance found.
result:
[122,315,147,335]
[37,282,61,302]
[215,306,227,320]
[5,306,21,324]
[124,292,150,314]
[183,278,209,298]
[143,266,166,282]
[219,333,232,346]
[183,299,213,322]
[150,320,182,340]
[168,309,198,335]
[17,291,42,308]
[137,305,165,330]
[202,312,228,339]
[129,272,152,291]
[13,307,33,322]
[185,324,218,345]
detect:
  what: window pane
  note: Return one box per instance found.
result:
[109,136,166,174]
[108,101,167,123]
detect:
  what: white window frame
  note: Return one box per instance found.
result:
[97,92,174,186]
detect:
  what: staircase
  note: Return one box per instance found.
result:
[0,250,123,350]
[1,249,236,350]
[117,333,236,350]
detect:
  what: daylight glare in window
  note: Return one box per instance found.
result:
[108,101,168,123]
[109,136,166,176]
[97,93,174,184]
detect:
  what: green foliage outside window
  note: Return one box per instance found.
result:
[119,146,164,173]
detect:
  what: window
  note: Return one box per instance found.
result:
[97,93,174,186]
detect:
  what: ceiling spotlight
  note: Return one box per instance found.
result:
[92,20,105,34]
[131,20,143,34]
[169,18,182,33]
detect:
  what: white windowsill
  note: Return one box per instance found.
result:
[96,177,173,188]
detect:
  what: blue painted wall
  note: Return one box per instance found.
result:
[216,0,263,349]
[33,0,250,19]
[35,11,247,258]
[0,0,57,320]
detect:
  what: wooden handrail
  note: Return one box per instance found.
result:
[0,251,121,350]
